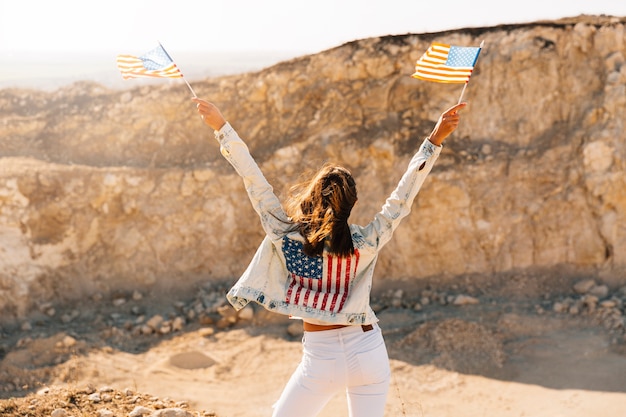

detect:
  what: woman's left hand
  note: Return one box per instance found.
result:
[428,102,467,146]
[192,98,227,131]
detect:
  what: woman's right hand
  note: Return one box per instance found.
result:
[192,98,227,131]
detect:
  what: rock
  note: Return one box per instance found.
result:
[80,385,97,395]
[88,393,101,403]
[51,409,68,417]
[453,295,480,306]
[146,315,164,330]
[237,306,254,321]
[198,314,214,325]
[129,406,153,417]
[589,285,609,299]
[573,279,596,294]
[553,301,569,313]
[61,335,77,348]
[216,318,232,330]
[217,305,237,322]
[582,294,599,311]
[62,310,80,324]
[151,408,194,417]
[112,297,127,307]
[172,316,186,331]
[198,327,215,337]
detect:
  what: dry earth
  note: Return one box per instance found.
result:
[2,271,626,417]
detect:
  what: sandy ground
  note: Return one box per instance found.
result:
[2,277,626,417]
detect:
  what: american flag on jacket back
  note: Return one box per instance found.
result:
[283,238,359,313]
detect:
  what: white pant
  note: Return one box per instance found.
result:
[272,323,391,417]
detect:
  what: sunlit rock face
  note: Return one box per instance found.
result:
[0,15,624,322]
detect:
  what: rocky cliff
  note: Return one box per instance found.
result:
[1,15,625,323]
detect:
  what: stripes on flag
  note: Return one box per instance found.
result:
[283,238,359,314]
[412,42,481,84]
[117,44,183,79]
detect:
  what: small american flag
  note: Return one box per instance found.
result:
[283,238,359,313]
[117,44,183,79]
[412,42,482,84]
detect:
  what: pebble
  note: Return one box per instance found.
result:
[198,327,215,337]
[217,305,237,323]
[453,294,480,306]
[61,310,80,324]
[112,297,127,307]
[573,279,596,294]
[61,335,77,348]
[129,406,153,417]
[88,393,101,403]
[51,409,68,417]
[237,306,254,321]
[146,315,164,330]
[589,284,609,298]
[553,301,569,313]
[152,408,194,417]
[172,316,186,331]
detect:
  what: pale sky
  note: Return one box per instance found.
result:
[2,0,625,54]
[1,0,625,87]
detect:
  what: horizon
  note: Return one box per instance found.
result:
[1,49,300,91]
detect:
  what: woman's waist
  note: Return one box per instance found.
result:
[303,321,374,333]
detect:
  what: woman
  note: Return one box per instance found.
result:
[193,97,466,417]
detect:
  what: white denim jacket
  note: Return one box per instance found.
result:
[215,122,441,325]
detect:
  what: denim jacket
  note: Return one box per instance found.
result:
[214,122,441,325]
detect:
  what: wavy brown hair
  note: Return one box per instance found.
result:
[285,164,358,257]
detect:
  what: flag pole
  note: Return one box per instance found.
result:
[457,82,469,105]
[159,42,197,97]
[182,77,197,98]
[457,40,484,104]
